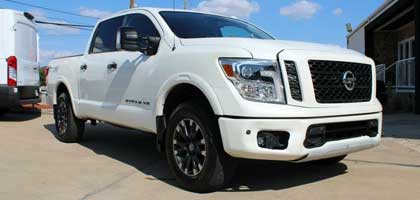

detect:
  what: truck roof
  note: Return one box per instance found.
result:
[108,7,237,21]
[116,7,214,14]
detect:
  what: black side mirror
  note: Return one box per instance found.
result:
[118,27,141,52]
[143,36,161,56]
[118,27,161,56]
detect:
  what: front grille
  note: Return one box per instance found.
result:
[304,120,379,149]
[308,60,372,103]
[285,61,302,101]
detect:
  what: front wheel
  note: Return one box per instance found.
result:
[165,101,236,193]
[54,92,85,143]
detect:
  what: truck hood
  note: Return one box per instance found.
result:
[180,38,364,59]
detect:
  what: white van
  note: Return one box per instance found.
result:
[0,9,40,114]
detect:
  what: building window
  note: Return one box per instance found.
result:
[398,37,415,60]
[411,40,415,58]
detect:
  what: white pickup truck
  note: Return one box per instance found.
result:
[47,8,382,192]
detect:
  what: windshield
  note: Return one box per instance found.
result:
[160,11,274,40]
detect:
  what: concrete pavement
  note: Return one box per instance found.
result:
[0,112,420,200]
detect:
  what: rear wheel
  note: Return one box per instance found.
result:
[165,101,236,193]
[54,92,85,143]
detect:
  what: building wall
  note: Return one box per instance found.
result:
[347,26,366,53]
[350,21,415,66]
[416,0,420,114]
[372,31,398,66]
[372,21,414,65]
[398,21,415,42]
[375,21,416,113]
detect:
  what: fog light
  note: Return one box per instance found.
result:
[257,131,290,150]
[304,125,326,148]
[257,136,265,147]
[367,120,379,137]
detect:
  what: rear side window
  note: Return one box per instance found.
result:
[124,14,160,38]
[90,16,124,53]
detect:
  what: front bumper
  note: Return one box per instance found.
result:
[0,85,40,109]
[218,112,382,162]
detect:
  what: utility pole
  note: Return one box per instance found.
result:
[183,0,188,10]
[130,0,136,8]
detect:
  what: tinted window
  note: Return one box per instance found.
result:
[125,14,160,37]
[160,11,273,40]
[124,14,160,49]
[91,16,124,53]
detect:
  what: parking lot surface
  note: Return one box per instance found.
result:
[1,112,420,200]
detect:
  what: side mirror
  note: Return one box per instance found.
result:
[143,36,161,56]
[117,27,161,56]
[118,27,141,52]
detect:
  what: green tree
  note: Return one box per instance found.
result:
[39,66,47,86]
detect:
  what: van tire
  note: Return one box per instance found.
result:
[165,101,236,193]
[54,92,85,143]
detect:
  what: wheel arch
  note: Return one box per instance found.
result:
[155,74,224,152]
[55,80,80,118]
[155,74,224,117]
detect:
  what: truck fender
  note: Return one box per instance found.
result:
[155,73,224,117]
[154,73,224,153]
[54,78,81,118]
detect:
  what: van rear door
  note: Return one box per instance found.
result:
[0,10,13,85]
[14,14,39,86]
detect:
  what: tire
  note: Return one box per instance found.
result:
[165,101,236,193]
[54,92,85,143]
[315,155,347,165]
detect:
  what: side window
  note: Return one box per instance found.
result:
[124,14,160,38]
[90,16,124,53]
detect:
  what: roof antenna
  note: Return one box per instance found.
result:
[172,0,177,51]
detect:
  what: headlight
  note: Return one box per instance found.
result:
[220,59,286,104]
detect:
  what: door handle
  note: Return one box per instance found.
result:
[80,64,87,71]
[107,62,117,70]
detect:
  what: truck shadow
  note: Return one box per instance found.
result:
[43,123,348,192]
[0,108,41,122]
[228,160,347,192]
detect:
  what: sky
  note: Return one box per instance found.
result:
[1,0,385,65]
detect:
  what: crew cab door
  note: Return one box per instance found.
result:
[79,16,124,119]
[101,13,162,130]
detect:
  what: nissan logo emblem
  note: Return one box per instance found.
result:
[342,71,356,91]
